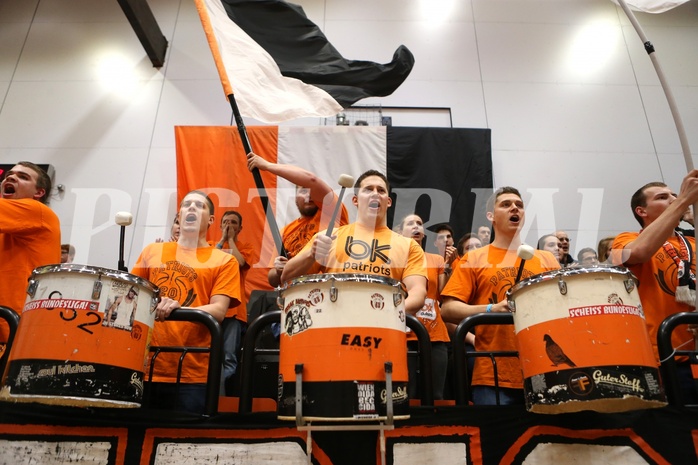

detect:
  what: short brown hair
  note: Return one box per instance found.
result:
[630,182,666,227]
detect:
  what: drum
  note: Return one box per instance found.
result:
[277,273,408,421]
[507,265,666,414]
[0,264,159,408]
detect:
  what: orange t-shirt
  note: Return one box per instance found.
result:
[282,204,349,258]
[131,242,241,383]
[613,231,696,363]
[0,199,61,343]
[441,245,560,389]
[303,223,427,282]
[407,252,450,343]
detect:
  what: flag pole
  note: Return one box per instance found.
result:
[617,0,697,310]
[228,93,287,258]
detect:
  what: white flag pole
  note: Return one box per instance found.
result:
[617,0,698,320]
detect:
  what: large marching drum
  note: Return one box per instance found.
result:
[508,265,667,414]
[0,264,159,408]
[277,273,409,421]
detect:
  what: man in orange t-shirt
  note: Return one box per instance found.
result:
[441,187,559,405]
[612,171,698,404]
[247,153,348,287]
[0,162,61,351]
[132,190,240,413]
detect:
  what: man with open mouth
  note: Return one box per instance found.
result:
[0,162,61,354]
[131,190,241,414]
[441,187,560,406]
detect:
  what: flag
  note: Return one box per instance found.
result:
[612,0,691,13]
[175,126,492,298]
[195,0,415,123]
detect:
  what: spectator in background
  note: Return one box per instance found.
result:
[397,214,450,400]
[433,223,458,278]
[215,210,257,395]
[577,247,599,266]
[60,244,75,263]
[537,234,561,263]
[476,225,491,245]
[555,230,576,267]
[456,233,483,257]
[156,215,180,243]
[597,236,616,264]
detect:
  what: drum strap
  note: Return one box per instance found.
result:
[662,232,695,307]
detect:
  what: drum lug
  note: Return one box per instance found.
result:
[507,299,516,312]
[330,282,338,302]
[276,294,285,310]
[91,278,103,300]
[26,279,38,299]
[393,291,404,308]
[558,277,568,295]
[624,277,636,294]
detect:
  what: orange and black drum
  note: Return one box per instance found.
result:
[0,264,159,408]
[507,265,667,414]
[277,273,408,421]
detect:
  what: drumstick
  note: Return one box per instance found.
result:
[515,244,535,284]
[115,211,133,272]
[326,174,354,237]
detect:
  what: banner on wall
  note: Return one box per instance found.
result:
[175,126,492,298]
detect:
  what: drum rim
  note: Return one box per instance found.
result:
[507,265,638,297]
[31,263,159,293]
[282,273,406,293]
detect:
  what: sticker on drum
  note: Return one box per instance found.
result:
[277,273,409,421]
[507,265,667,414]
[0,264,159,408]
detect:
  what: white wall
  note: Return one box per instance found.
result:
[1,0,697,269]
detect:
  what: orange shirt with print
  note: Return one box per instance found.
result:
[441,245,560,389]
[613,232,696,363]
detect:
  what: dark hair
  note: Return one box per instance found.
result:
[184,190,215,216]
[433,223,454,236]
[456,232,481,256]
[577,247,597,262]
[61,244,75,255]
[354,170,390,195]
[486,186,522,213]
[221,210,242,227]
[630,182,666,227]
[537,234,558,250]
[15,161,52,205]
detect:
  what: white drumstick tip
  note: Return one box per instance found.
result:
[517,244,535,260]
[115,211,133,226]
[338,174,354,188]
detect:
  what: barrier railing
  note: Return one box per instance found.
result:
[145,308,222,416]
[0,306,20,376]
[238,312,434,413]
[657,311,698,407]
[452,313,518,406]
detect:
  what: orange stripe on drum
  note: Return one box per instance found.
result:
[516,313,657,378]
[279,327,408,382]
